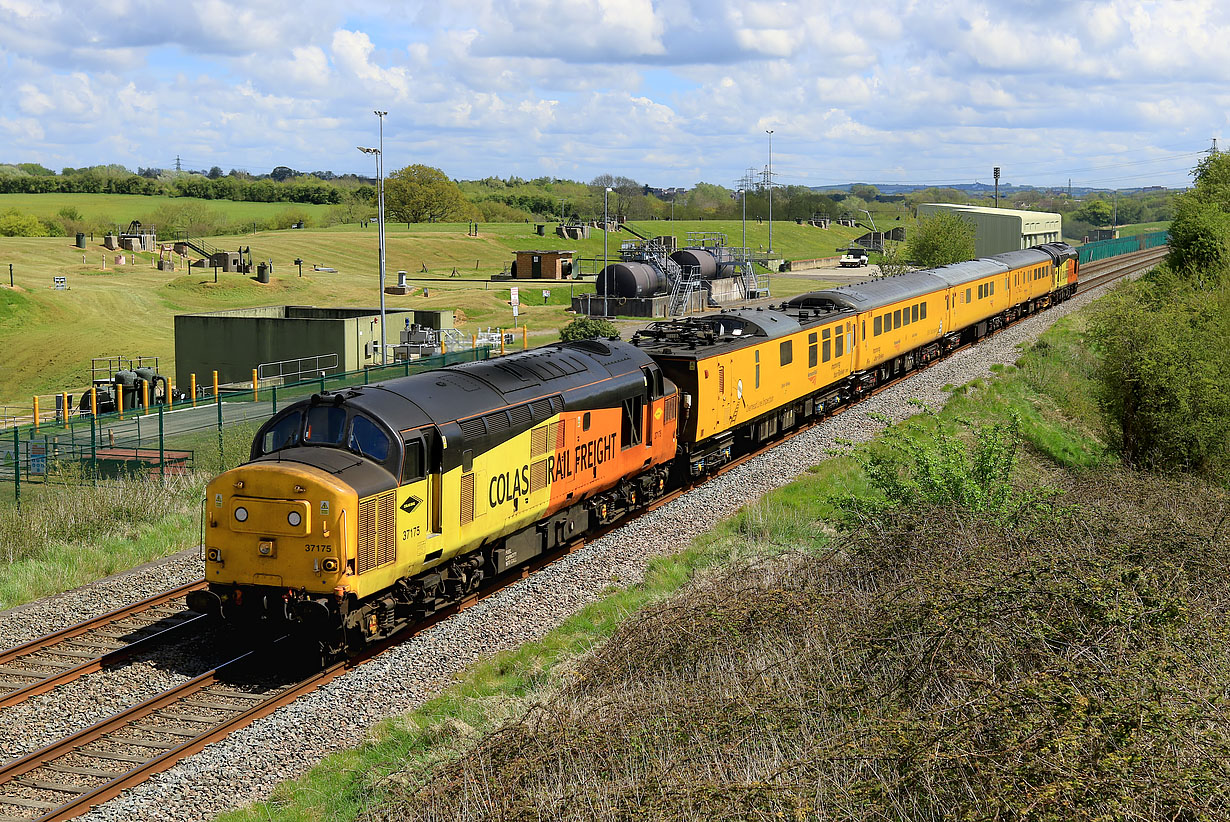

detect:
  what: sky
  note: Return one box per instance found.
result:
[0,0,1224,190]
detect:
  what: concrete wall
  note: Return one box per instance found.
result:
[917,204,1062,258]
[174,306,414,391]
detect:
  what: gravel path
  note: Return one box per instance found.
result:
[0,276,1127,822]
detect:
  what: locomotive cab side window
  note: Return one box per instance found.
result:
[401,438,425,483]
[621,396,643,449]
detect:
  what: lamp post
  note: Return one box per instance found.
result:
[766,129,774,255]
[603,186,613,317]
[738,188,746,253]
[358,109,388,365]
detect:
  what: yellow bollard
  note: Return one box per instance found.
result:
[252,369,258,402]
[471,333,477,350]
[168,382,173,410]
[213,370,219,403]
[191,374,197,407]
[141,380,149,414]
[90,387,97,418]
[117,386,124,420]
[61,392,68,423]
[32,396,39,432]
[522,326,528,350]
[500,331,506,356]
[441,339,447,356]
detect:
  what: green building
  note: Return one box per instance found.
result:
[174,305,437,390]
[916,204,1063,258]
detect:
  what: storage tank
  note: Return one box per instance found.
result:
[670,248,718,279]
[596,262,667,298]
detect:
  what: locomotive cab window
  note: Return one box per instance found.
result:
[261,411,301,455]
[621,396,643,449]
[348,415,391,462]
[402,438,425,483]
[304,405,346,445]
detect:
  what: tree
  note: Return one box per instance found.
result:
[1073,199,1113,226]
[876,242,912,278]
[270,166,298,182]
[559,316,619,341]
[0,209,45,236]
[207,166,223,179]
[384,164,472,223]
[905,212,976,268]
[849,183,880,201]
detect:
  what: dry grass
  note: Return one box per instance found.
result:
[374,470,1230,821]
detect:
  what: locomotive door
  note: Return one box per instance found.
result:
[397,430,432,562]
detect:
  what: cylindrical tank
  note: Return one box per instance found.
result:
[75,232,86,248]
[257,262,270,283]
[596,262,666,298]
[670,249,718,279]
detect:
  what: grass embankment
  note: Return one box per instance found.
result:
[219,300,1230,820]
[0,193,340,226]
[0,216,857,404]
[0,421,258,609]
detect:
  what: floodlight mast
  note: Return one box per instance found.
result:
[766,129,774,255]
[603,186,613,317]
[358,116,389,366]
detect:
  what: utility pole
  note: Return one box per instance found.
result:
[766,129,775,255]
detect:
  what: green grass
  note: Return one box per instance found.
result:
[1115,220,1171,237]
[219,305,1113,822]
[0,193,338,224]
[0,217,858,405]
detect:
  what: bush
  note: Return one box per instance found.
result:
[0,209,44,236]
[1089,271,1230,474]
[559,317,619,341]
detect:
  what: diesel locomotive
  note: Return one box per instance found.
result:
[189,242,1078,653]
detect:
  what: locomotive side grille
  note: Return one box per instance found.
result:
[509,404,532,428]
[530,398,553,420]
[460,472,475,525]
[484,410,510,435]
[718,365,725,395]
[530,425,549,457]
[530,459,548,493]
[357,492,396,574]
[376,491,396,567]
[665,395,678,422]
[459,417,486,440]
[550,421,563,449]
[357,496,377,573]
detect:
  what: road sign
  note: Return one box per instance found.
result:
[53,276,67,290]
[510,286,519,306]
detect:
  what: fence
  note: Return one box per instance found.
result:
[1,347,492,505]
[1077,230,1168,264]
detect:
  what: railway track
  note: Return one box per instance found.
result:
[0,582,207,711]
[1076,245,1166,294]
[0,245,1162,821]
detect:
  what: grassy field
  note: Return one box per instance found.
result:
[1115,220,1171,236]
[0,193,340,225]
[0,217,860,405]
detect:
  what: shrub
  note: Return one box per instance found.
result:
[0,209,44,237]
[559,317,619,341]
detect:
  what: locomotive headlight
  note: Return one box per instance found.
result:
[287,511,302,527]
[322,558,339,572]
[234,506,249,523]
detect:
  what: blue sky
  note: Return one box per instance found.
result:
[0,0,1222,189]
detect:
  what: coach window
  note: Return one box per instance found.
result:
[912,304,919,322]
[990,281,995,295]
[966,287,972,303]
[780,340,793,366]
[821,328,832,363]
[903,307,911,326]
[808,332,818,367]
[894,309,901,329]
[873,316,882,336]
[835,325,845,357]
[920,302,927,319]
